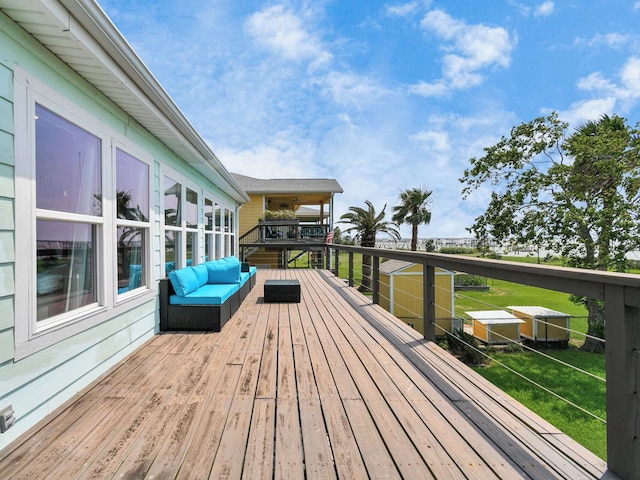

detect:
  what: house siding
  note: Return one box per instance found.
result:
[239,194,265,236]
[0,9,241,450]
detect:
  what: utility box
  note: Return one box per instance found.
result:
[467,310,524,345]
[508,306,570,343]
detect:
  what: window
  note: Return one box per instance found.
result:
[204,198,214,261]
[214,202,222,259]
[164,176,181,273]
[14,69,156,356]
[162,174,201,273]
[35,105,101,327]
[116,149,149,295]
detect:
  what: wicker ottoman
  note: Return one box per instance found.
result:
[264,279,301,303]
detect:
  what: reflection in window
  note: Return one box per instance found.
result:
[215,233,222,259]
[116,150,149,296]
[36,220,96,322]
[214,203,221,232]
[117,227,146,293]
[36,104,101,216]
[205,198,213,231]
[186,232,196,266]
[164,230,179,274]
[116,149,149,221]
[164,177,181,226]
[186,188,198,228]
[224,208,230,233]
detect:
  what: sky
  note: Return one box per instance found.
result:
[99,0,640,239]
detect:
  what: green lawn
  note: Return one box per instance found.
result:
[454,263,606,459]
[473,348,606,459]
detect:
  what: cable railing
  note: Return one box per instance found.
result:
[325,244,640,478]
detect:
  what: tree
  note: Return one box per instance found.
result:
[338,200,400,292]
[460,112,640,352]
[392,186,433,251]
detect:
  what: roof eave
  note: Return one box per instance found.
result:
[53,0,249,203]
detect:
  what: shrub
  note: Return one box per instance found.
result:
[446,328,485,366]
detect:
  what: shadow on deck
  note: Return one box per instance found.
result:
[0,270,609,479]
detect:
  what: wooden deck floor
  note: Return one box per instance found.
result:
[0,270,608,479]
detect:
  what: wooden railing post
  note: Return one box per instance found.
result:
[333,247,339,275]
[605,284,640,479]
[423,261,435,341]
[348,253,354,287]
[372,256,379,304]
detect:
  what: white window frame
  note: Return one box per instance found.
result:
[13,67,155,359]
[112,142,153,303]
[161,168,203,274]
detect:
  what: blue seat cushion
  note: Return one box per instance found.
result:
[169,283,238,305]
[206,260,241,284]
[168,267,200,296]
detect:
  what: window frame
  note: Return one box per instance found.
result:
[113,142,153,302]
[14,67,155,359]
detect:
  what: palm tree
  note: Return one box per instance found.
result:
[392,187,432,251]
[338,200,400,292]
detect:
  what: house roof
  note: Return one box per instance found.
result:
[379,259,415,274]
[2,0,249,204]
[507,306,569,318]
[232,173,343,194]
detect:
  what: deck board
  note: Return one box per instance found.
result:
[0,269,608,479]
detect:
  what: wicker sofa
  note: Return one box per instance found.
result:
[159,257,256,331]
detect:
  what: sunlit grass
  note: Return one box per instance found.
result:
[473,348,606,459]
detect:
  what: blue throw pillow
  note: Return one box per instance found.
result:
[205,261,241,284]
[192,264,209,287]
[168,267,200,296]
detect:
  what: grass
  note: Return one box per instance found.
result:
[473,348,606,459]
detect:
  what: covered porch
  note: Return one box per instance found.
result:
[0,269,607,479]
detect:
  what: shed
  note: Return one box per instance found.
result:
[508,306,570,343]
[467,310,525,345]
[378,260,458,336]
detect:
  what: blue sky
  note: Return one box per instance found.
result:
[99,0,640,238]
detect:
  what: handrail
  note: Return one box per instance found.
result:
[326,243,640,480]
[240,222,329,245]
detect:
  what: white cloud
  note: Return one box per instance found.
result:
[416,9,515,95]
[533,1,554,17]
[558,98,617,127]
[634,2,640,10]
[245,5,332,68]
[386,2,420,17]
[567,56,640,121]
[620,56,640,97]
[573,32,635,49]
[314,71,392,107]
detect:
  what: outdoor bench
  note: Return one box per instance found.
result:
[159,257,256,331]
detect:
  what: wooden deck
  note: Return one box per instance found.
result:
[0,270,608,479]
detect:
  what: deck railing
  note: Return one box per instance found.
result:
[325,243,640,480]
[239,222,329,245]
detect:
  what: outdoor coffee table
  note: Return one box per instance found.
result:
[264,279,301,303]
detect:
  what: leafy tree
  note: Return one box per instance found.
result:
[392,186,433,251]
[460,112,640,352]
[338,200,400,291]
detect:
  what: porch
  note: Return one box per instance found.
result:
[0,269,607,479]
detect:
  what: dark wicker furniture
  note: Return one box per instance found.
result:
[264,279,301,303]
[159,278,238,331]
